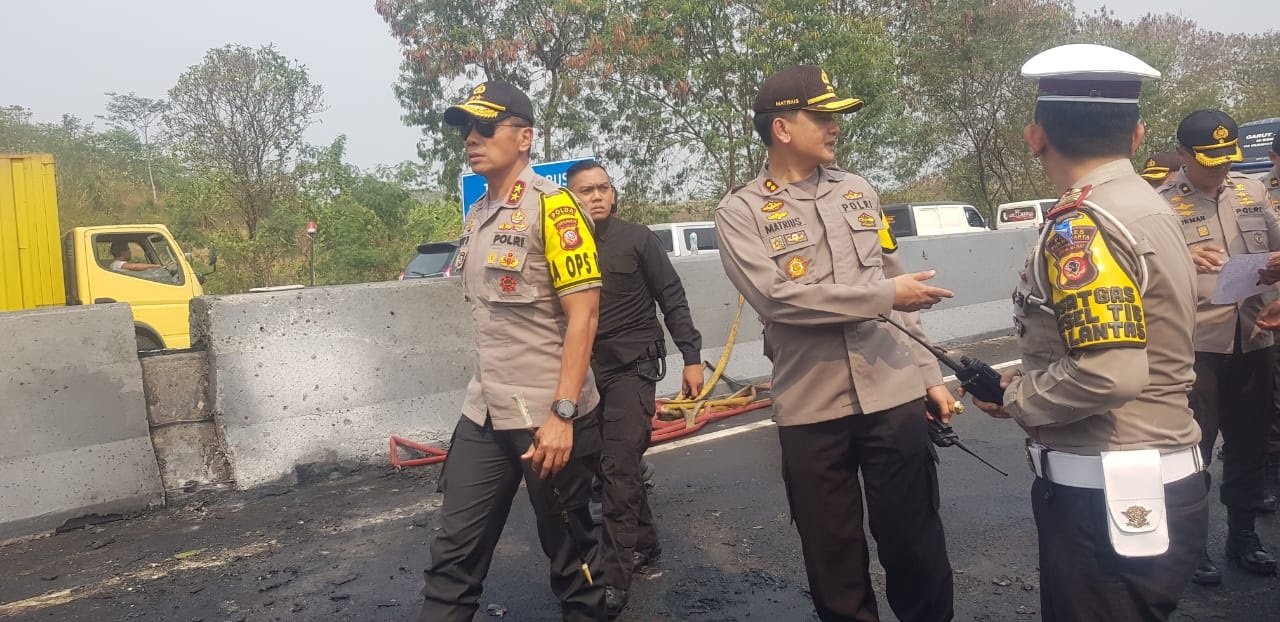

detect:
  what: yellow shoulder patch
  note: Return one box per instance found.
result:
[541,190,600,293]
[878,209,897,253]
[1043,211,1145,351]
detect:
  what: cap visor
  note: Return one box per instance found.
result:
[804,97,864,113]
[443,102,506,126]
[1193,144,1243,168]
[1139,170,1169,181]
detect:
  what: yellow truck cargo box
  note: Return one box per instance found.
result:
[0,154,65,311]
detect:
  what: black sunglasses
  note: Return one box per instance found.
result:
[458,119,530,139]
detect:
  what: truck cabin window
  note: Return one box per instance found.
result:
[96,237,184,286]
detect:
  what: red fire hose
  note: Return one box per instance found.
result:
[390,296,769,467]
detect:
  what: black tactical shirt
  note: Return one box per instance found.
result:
[592,215,703,371]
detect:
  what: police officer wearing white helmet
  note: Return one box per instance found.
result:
[969,44,1208,620]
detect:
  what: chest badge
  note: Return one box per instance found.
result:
[1255,232,1267,248]
[1197,225,1210,238]
[843,190,863,201]
[761,199,784,213]
[766,211,790,221]
[498,275,518,293]
[786,256,808,280]
[499,252,520,268]
[499,210,529,232]
[857,213,876,227]
[769,236,786,251]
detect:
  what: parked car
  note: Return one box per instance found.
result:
[1236,117,1280,175]
[648,221,718,257]
[995,199,1057,230]
[399,240,460,280]
[881,202,988,238]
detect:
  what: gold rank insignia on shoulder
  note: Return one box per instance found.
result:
[1047,185,1092,218]
[507,181,525,205]
[786,256,807,279]
[761,199,784,212]
[1270,178,1278,187]
[1179,183,1192,194]
[843,190,863,201]
[1123,505,1151,528]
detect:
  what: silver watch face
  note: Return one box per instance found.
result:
[553,400,576,419]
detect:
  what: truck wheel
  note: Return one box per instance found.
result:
[136,331,163,351]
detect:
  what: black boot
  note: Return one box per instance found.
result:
[1191,554,1222,586]
[605,586,629,619]
[1226,508,1278,575]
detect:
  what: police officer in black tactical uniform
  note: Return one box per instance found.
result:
[566,160,704,618]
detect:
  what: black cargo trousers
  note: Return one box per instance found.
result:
[420,413,607,621]
[593,360,661,590]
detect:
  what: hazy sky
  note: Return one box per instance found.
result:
[2,1,1276,171]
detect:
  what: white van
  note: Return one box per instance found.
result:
[995,199,1057,230]
[882,202,988,238]
[648,221,718,257]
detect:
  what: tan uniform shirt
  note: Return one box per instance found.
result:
[1006,159,1200,455]
[457,166,602,430]
[1264,166,1280,212]
[715,165,944,427]
[1157,169,1280,354]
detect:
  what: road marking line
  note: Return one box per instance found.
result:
[0,541,276,614]
[647,358,1023,455]
[647,419,777,455]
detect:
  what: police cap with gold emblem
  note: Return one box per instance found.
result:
[1021,43,1160,104]
[444,80,535,127]
[754,65,864,115]
[1140,151,1180,182]
[1177,109,1243,168]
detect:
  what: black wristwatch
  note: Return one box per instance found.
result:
[550,399,578,420]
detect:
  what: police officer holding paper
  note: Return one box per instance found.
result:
[970,44,1207,620]
[1158,109,1280,584]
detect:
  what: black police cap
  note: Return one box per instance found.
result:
[1177,109,1242,167]
[444,81,534,127]
[753,65,863,115]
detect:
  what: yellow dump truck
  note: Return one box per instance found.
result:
[0,153,211,349]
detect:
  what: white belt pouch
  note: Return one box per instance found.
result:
[1100,449,1168,557]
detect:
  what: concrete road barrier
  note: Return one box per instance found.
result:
[193,229,1037,486]
[0,304,164,542]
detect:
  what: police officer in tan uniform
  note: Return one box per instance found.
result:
[419,81,608,621]
[1262,132,1280,504]
[716,64,958,622]
[1140,150,1180,188]
[1159,109,1280,584]
[971,45,1207,620]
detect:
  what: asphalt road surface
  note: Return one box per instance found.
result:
[2,336,1278,621]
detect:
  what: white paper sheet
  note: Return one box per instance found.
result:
[1210,253,1273,304]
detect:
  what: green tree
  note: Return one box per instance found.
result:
[377,0,607,195]
[592,0,901,196]
[166,44,325,239]
[99,92,169,203]
[892,0,1074,216]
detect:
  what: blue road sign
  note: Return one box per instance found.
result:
[461,157,595,218]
